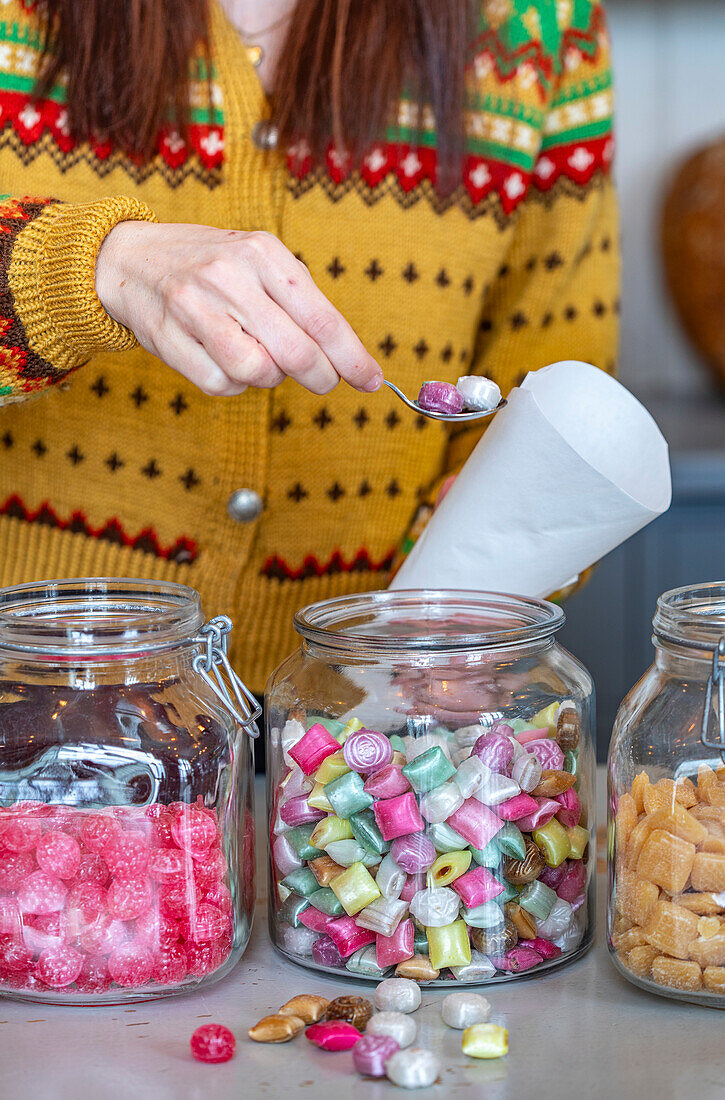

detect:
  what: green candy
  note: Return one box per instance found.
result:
[309,715,346,738]
[518,880,557,920]
[346,945,388,977]
[497,881,521,904]
[308,888,345,916]
[470,838,502,868]
[563,750,578,776]
[279,892,309,927]
[324,771,373,819]
[414,929,430,955]
[461,901,505,929]
[349,809,390,856]
[430,822,471,854]
[286,825,324,860]
[402,746,456,792]
[280,868,319,897]
[496,823,527,861]
[389,735,407,754]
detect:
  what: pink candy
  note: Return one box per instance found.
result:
[353,1034,400,1076]
[373,792,425,841]
[299,907,333,933]
[325,916,376,958]
[399,873,426,904]
[452,866,504,907]
[556,860,587,904]
[190,1023,236,1064]
[306,1020,362,1051]
[529,936,562,960]
[514,727,550,745]
[417,380,464,415]
[273,834,303,877]
[471,733,514,775]
[447,799,503,850]
[364,764,410,799]
[497,794,538,822]
[390,834,436,875]
[288,722,341,775]
[376,917,415,968]
[514,798,561,832]
[555,787,581,829]
[343,729,392,775]
[526,738,565,770]
[279,795,326,828]
[491,945,544,972]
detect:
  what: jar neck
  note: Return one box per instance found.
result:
[654,639,715,680]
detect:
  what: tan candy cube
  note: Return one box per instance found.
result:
[248,1014,305,1043]
[703,966,725,993]
[615,794,638,856]
[644,900,699,959]
[688,934,725,968]
[651,956,702,992]
[645,803,707,846]
[701,837,725,854]
[631,771,651,815]
[613,926,650,952]
[636,829,696,894]
[671,893,722,915]
[691,852,725,892]
[618,875,659,927]
[278,994,329,1024]
[625,944,659,978]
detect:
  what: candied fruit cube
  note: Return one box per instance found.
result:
[688,934,725,968]
[701,837,725,854]
[673,777,698,808]
[636,829,696,895]
[631,772,650,815]
[644,900,699,960]
[702,785,725,809]
[645,804,707,847]
[703,966,725,993]
[698,766,717,798]
[625,944,659,978]
[618,876,659,927]
[651,956,702,992]
[615,794,638,855]
[691,852,725,892]
[671,893,722,915]
[613,926,649,952]
[643,782,669,816]
[625,819,654,871]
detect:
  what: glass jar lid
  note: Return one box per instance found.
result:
[0,578,204,658]
[294,589,564,656]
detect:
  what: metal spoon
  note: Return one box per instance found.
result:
[384,379,507,423]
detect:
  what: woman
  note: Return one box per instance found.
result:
[0,0,619,694]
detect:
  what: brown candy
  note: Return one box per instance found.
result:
[505,902,537,940]
[470,918,518,956]
[395,954,440,981]
[278,994,329,1024]
[532,770,577,798]
[556,706,580,752]
[503,839,545,885]
[248,1014,305,1043]
[309,854,345,886]
[325,995,373,1031]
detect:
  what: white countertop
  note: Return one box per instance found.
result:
[1,772,724,1100]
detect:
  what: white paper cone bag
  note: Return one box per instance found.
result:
[390,361,672,597]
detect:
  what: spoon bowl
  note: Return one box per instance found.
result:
[383,379,507,423]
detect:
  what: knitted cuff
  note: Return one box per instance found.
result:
[8,197,158,377]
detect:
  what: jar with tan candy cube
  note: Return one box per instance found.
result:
[608,582,725,1006]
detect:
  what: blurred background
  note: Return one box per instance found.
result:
[560,0,725,758]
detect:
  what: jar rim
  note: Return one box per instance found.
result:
[653,581,725,653]
[0,578,204,658]
[293,589,565,654]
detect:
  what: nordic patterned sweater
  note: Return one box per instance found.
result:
[0,0,619,691]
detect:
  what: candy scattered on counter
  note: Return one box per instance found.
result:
[353,1033,401,1077]
[278,993,329,1023]
[461,1022,509,1059]
[366,1010,417,1048]
[441,991,491,1029]
[190,1023,236,1063]
[385,1047,441,1089]
[374,976,421,1014]
[306,1020,362,1051]
[325,993,373,1030]
[248,1013,305,1043]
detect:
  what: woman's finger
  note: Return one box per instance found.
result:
[152,332,249,397]
[235,293,340,395]
[198,314,286,389]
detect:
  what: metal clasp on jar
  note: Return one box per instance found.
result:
[701,635,725,763]
[193,615,261,737]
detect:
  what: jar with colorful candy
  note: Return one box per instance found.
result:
[0,579,259,1004]
[266,590,594,985]
[609,582,725,1006]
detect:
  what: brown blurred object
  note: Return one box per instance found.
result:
[663,138,725,391]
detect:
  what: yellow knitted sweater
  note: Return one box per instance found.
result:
[0,0,619,691]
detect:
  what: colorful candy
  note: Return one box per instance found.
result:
[306,1020,362,1051]
[385,1047,441,1089]
[374,977,421,1013]
[455,375,501,412]
[366,1010,418,1047]
[191,1023,236,1062]
[461,1022,508,1059]
[417,380,464,415]
[353,1033,400,1077]
[326,994,373,1031]
[344,729,393,775]
[441,991,491,1029]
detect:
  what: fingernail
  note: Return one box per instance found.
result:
[363,372,384,393]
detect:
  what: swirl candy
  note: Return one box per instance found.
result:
[344,729,393,776]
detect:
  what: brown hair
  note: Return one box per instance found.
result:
[38,1,473,184]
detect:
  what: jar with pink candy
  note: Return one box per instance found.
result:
[0,579,259,1004]
[266,590,594,986]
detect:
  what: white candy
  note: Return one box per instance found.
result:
[451,746,472,768]
[325,840,367,866]
[279,923,319,957]
[512,753,542,792]
[472,771,520,807]
[454,723,487,748]
[404,733,453,762]
[536,898,574,939]
[456,375,501,411]
[429,822,470,853]
[281,718,306,766]
[419,781,464,824]
[376,853,406,899]
[409,886,460,927]
[272,834,302,877]
[451,952,497,983]
[355,896,408,937]
[385,1048,440,1089]
[454,756,493,799]
[553,910,585,953]
[374,977,422,1014]
[367,1011,418,1048]
[346,944,389,978]
[280,765,314,798]
[441,991,492,1028]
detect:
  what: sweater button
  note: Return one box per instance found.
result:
[251,121,278,151]
[227,489,263,523]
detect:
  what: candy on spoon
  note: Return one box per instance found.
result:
[417,381,464,415]
[456,375,502,411]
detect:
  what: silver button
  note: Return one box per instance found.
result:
[227,488,263,523]
[251,121,278,151]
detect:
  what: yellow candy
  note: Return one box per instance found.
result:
[330,861,380,915]
[462,1023,508,1059]
[566,825,589,861]
[426,919,471,970]
[427,851,472,888]
[310,814,354,849]
[307,783,334,812]
[314,750,350,786]
[337,718,363,746]
[531,702,559,733]
[532,819,571,868]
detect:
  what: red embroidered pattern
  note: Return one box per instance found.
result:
[262,549,396,581]
[0,495,198,564]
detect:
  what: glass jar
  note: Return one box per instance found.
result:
[266,590,595,985]
[0,579,259,1004]
[609,581,725,1006]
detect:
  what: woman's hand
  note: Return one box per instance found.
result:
[95,221,384,397]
